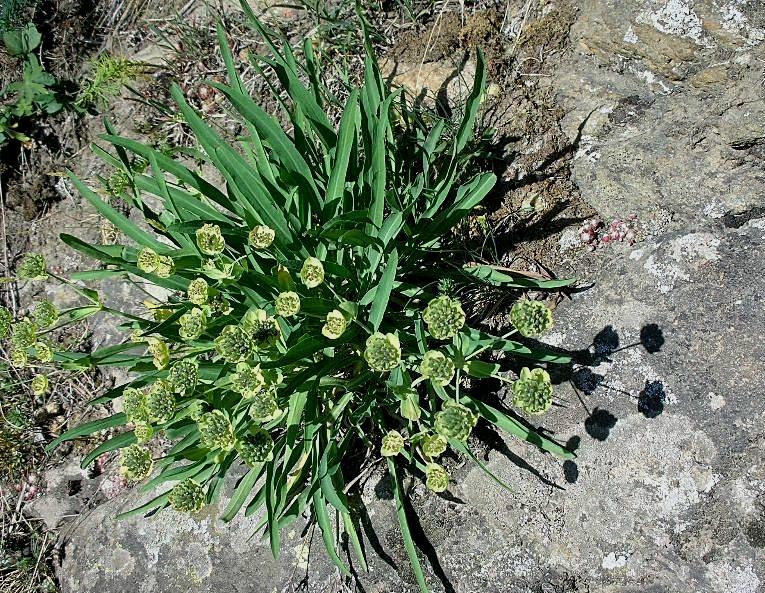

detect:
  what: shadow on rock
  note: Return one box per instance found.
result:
[638,380,666,418]
[562,436,581,484]
[474,423,564,490]
[584,407,618,441]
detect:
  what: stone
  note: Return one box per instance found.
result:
[552,0,765,230]
[380,57,477,112]
[25,459,97,530]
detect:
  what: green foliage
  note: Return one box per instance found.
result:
[0,0,37,33]
[75,54,144,111]
[47,9,576,591]
[0,24,63,144]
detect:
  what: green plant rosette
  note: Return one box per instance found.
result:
[46,8,576,592]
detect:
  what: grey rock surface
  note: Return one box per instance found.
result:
[553,0,765,231]
[57,1,765,592]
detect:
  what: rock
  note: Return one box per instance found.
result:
[380,57,477,111]
[25,459,97,530]
[552,0,765,231]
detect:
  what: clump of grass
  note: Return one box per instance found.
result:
[75,54,145,111]
[35,6,576,591]
[0,0,38,33]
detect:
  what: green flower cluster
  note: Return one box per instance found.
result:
[425,463,449,492]
[381,430,405,457]
[274,291,300,317]
[236,429,274,465]
[168,359,199,395]
[31,374,49,396]
[419,351,455,386]
[245,309,281,349]
[168,479,205,512]
[231,362,265,397]
[422,296,465,340]
[123,387,149,423]
[18,253,47,280]
[300,257,324,288]
[248,386,280,422]
[137,248,175,278]
[146,380,175,423]
[197,410,236,451]
[248,225,275,249]
[119,444,153,481]
[421,434,447,458]
[215,325,252,362]
[364,333,401,372]
[187,278,209,305]
[434,401,477,442]
[147,337,170,369]
[321,309,347,340]
[32,300,58,329]
[179,308,206,341]
[196,223,225,256]
[509,300,553,337]
[512,367,553,415]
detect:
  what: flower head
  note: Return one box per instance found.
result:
[321,309,347,340]
[215,325,253,363]
[419,351,455,386]
[248,388,281,422]
[187,278,209,306]
[243,309,280,349]
[197,410,236,451]
[32,300,58,329]
[381,430,405,457]
[146,337,170,369]
[196,224,225,256]
[274,291,300,318]
[168,359,199,395]
[123,387,149,424]
[168,479,205,512]
[236,429,274,465]
[119,444,153,481]
[509,300,553,337]
[206,292,232,317]
[421,434,448,458]
[9,348,28,368]
[179,307,206,341]
[10,319,36,348]
[434,400,477,442]
[248,225,275,249]
[18,253,47,280]
[0,306,11,339]
[300,257,324,289]
[232,362,266,397]
[512,367,553,415]
[33,341,53,363]
[133,422,154,444]
[31,374,49,396]
[136,248,161,273]
[425,463,449,493]
[422,296,465,340]
[154,255,175,278]
[364,332,401,372]
[146,380,175,423]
